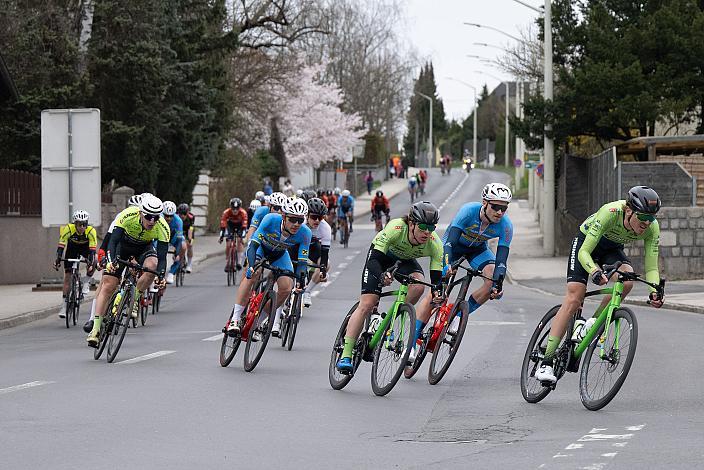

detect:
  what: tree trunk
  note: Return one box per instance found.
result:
[269,117,288,185]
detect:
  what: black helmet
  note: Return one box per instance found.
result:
[409,201,439,225]
[306,197,328,216]
[627,186,661,214]
[302,189,317,201]
[375,190,383,198]
[230,197,242,209]
[177,203,189,215]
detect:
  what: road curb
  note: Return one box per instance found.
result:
[509,276,704,315]
[0,295,95,331]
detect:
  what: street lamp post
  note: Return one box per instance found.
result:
[417,92,433,169]
[445,77,477,162]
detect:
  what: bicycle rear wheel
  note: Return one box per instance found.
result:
[140,292,149,326]
[243,290,275,372]
[107,287,133,363]
[579,307,638,411]
[328,302,364,390]
[220,306,242,367]
[286,292,302,351]
[428,301,469,385]
[520,305,560,403]
[404,336,427,380]
[371,303,415,396]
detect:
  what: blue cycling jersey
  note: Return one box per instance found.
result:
[443,202,513,281]
[249,213,312,277]
[167,214,184,245]
[337,195,355,217]
[250,206,271,231]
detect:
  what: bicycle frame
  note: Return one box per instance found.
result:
[368,284,410,351]
[573,281,625,359]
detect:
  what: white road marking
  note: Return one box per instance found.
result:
[601,453,618,458]
[626,424,645,431]
[0,381,55,395]
[612,442,628,447]
[202,334,222,342]
[117,350,176,365]
[565,443,584,450]
[551,424,646,468]
[311,291,320,297]
[579,433,634,442]
[345,255,355,260]
[589,428,608,433]
[337,263,348,269]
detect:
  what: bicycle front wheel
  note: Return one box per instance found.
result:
[520,305,560,404]
[579,307,638,411]
[140,292,149,326]
[243,290,275,372]
[371,303,415,396]
[428,301,469,385]
[219,306,242,367]
[107,287,133,363]
[94,292,118,360]
[286,293,302,351]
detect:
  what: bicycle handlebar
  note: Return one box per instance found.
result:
[451,256,492,281]
[601,261,666,297]
[115,258,161,276]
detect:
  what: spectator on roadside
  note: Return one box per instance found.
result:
[263,179,273,195]
[396,161,404,179]
[364,171,374,195]
[282,179,294,197]
[389,159,395,178]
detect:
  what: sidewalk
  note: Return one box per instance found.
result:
[507,199,704,314]
[0,235,225,331]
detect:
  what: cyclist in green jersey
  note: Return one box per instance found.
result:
[86,195,171,347]
[535,186,665,383]
[336,201,449,373]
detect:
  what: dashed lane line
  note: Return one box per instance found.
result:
[0,381,55,395]
[116,350,176,365]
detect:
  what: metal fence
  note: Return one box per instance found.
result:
[559,148,619,222]
[0,169,41,216]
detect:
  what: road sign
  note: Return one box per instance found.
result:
[41,109,101,227]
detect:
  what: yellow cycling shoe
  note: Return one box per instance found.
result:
[87,331,99,348]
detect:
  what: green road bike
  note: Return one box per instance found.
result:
[521,261,665,411]
[329,268,429,396]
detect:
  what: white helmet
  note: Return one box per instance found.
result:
[255,190,265,202]
[163,201,177,216]
[341,189,351,197]
[249,199,261,211]
[295,189,304,197]
[141,192,154,199]
[482,183,512,203]
[283,197,308,217]
[140,195,164,216]
[72,210,89,223]
[128,194,142,207]
[333,187,341,195]
[269,192,288,208]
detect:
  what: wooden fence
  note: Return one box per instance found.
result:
[0,169,41,216]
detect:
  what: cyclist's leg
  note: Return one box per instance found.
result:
[87,263,122,342]
[169,238,183,275]
[593,250,635,312]
[467,248,497,308]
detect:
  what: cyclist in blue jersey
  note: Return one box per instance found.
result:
[244,191,287,244]
[408,183,514,363]
[225,198,312,338]
[336,189,355,242]
[163,201,186,284]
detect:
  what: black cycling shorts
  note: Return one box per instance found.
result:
[360,245,423,295]
[308,239,322,264]
[105,243,157,278]
[566,232,631,284]
[64,243,92,272]
[226,221,245,240]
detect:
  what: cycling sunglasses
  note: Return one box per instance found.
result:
[287,216,305,225]
[271,205,282,212]
[416,222,436,232]
[635,212,655,222]
[489,203,509,213]
[75,221,88,227]
[143,214,160,222]
[308,214,323,221]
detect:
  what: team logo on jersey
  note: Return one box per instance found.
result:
[301,249,308,256]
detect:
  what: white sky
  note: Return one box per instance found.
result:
[403,0,541,121]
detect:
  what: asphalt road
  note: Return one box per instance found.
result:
[1,168,702,469]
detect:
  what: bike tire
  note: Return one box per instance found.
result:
[328,302,361,390]
[94,293,117,360]
[107,287,132,363]
[286,293,302,351]
[140,292,149,326]
[371,303,416,396]
[579,307,638,411]
[280,305,291,348]
[520,305,560,404]
[243,290,275,372]
[428,301,470,385]
[220,306,242,367]
[404,339,427,379]
[155,291,161,313]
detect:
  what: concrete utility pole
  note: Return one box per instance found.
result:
[543,0,555,255]
[417,92,433,168]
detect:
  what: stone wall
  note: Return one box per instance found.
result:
[624,207,704,280]
[0,217,60,284]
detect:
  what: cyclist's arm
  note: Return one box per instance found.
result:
[219,210,229,238]
[107,226,125,262]
[155,240,169,276]
[442,226,464,266]
[87,227,97,263]
[366,248,391,281]
[643,223,661,291]
[241,209,248,230]
[428,234,445,288]
[578,206,612,274]
[494,218,513,282]
[56,225,69,259]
